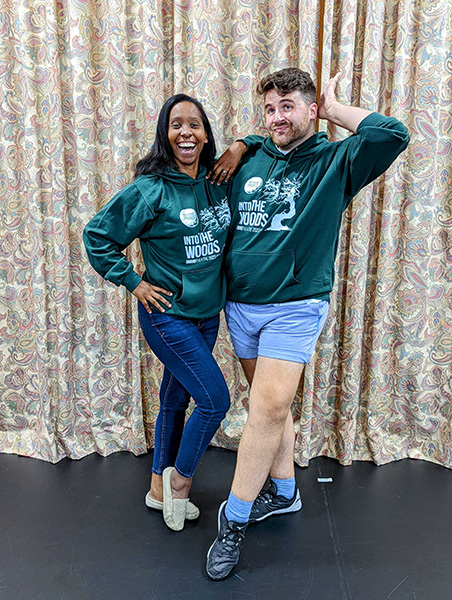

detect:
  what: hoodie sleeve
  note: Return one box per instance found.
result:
[342,112,410,204]
[238,135,265,154]
[83,182,158,292]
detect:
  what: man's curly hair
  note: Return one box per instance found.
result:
[257,68,317,105]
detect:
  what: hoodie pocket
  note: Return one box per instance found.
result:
[226,250,300,297]
[177,261,225,315]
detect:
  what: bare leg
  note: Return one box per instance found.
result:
[231,356,305,502]
[149,474,163,502]
[238,357,300,483]
[239,358,256,385]
[269,411,296,480]
[150,471,193,501]
[170,470,193,499]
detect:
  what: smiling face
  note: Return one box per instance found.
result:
[167,101,208,177]
[264,89,318,151]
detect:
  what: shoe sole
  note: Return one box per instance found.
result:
[249,491,302,523]
[206,501,232,581]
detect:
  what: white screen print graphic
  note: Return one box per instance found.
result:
[182,198,231,264]
[199,198,231,231]
[263,177,301,231]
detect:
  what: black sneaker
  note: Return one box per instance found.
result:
[206,501,248,580]
[249,480,302,523]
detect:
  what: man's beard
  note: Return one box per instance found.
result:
[269,121,311,150]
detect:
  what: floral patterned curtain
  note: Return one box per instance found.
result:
[0,0,451,465]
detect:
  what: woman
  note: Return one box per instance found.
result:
[83,94,239,531]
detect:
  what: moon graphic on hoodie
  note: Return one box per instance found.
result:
[179,208,199,228]
[244,177,263,194]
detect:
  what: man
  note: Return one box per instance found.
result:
[206,68,410,580]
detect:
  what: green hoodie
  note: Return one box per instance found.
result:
[83,166,231,319]
[226,112,410,303]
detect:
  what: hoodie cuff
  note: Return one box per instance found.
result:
[238,135,264,151]
[122,270,143,293]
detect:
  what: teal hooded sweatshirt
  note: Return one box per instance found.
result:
[226,112,410,304]
[83,166,231,319]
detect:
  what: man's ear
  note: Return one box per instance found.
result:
[310,103,318,120]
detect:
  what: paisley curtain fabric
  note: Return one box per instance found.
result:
[0,0,451,465]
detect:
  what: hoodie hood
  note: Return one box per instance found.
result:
[155,165,208,185]
[255,133,331,190]
[261,131,329,160]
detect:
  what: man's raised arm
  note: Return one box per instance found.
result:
[318,73,373,134]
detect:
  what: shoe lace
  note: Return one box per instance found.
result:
[253,486,277,509]
[221,525,246,552]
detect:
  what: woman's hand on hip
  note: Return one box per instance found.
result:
[132,281,173,313]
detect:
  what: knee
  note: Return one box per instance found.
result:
[212,380,230,418]
[170,397,191,412]
[160,395,190,414]
[199,379,230,420]
[250,398,290,428]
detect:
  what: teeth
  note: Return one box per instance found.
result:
[179,143,196,148]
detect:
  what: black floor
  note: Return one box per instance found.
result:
[1,447,451,600]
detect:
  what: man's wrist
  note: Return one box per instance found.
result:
[321,101,343,124]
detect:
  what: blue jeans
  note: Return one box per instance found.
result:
[138,302,230,478]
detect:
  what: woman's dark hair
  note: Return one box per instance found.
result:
[135,94,216,177]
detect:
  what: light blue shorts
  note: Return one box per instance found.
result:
[225,299,329,364]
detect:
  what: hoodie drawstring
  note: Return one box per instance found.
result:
[190,183,203,231]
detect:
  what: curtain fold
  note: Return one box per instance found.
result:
[0,0,451,466]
